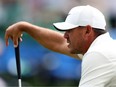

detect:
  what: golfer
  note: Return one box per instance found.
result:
[5,5,116,87]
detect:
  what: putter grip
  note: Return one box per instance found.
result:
[15,42,21,79]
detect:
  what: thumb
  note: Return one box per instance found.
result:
[13,36,19,48]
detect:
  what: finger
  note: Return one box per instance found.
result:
[13,35,19,48]
[21,34,23,37]
[20,34,23,42]
[19,37,23,42]
[13,33,23,47]
[5,34,9,46]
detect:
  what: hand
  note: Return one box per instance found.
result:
[5,22,23,47]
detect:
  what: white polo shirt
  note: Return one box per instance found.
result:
[79,32,116,87]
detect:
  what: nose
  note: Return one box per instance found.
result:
[64,31,69,39]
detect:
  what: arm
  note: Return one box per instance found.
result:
[5,21,80,59]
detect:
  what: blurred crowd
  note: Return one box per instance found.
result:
[0,0,116,29]
[0,0,116,87]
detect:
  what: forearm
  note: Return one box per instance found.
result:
[19,22,66,53]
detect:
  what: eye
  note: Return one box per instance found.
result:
[67,29,72,33]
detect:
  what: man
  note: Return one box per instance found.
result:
[5,5,116,87]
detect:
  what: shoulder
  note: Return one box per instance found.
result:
[80,51,115,87]
[83,52,109,67]
[87,33,116,57]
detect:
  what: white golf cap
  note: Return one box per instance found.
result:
[53,5,106,31]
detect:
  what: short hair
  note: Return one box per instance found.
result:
[92,28,107,36]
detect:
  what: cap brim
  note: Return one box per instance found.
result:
[53,22,78,31]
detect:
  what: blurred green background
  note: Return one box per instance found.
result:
[0,0,116,87]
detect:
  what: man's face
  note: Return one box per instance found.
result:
[64,27,86,54]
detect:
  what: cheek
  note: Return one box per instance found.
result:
[70,31,84,48]
[75,36,85,48]
[71,37,80,48]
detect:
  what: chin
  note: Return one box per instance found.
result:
[68,46,79,54]
[70,48,80,54]
[70,50,77,54]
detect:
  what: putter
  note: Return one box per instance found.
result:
[14,40,22,87]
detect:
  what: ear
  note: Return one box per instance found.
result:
[83,25,93,40]
[85,25,92,35]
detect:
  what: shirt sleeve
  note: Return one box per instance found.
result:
[79,52,114,87]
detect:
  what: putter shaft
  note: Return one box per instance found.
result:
[15,41,22,87]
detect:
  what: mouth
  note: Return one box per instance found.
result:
[67,41,70,44]
[67,42,70,48]
[66,39,70,47]
[67,39,70,43]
